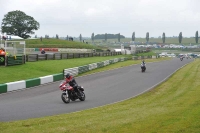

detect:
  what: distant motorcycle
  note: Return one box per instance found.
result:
[41,50,45,54]
[59,81,85,103]
[180,57,183,61]
[141,63,146,72]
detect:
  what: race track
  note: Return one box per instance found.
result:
[0,58,193,122]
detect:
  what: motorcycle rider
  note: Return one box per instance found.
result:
[141,60,146,71]
[141,60,146,67]
[65,73,81,97]
[41,49,45,54]
[180,55,184,61]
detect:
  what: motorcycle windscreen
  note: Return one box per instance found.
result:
[78,86,84,91]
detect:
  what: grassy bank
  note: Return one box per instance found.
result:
[2,58,200,133]
[5,38,101,49]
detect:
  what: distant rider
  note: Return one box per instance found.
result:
[141,60,146,68]
[141,60,146,70]
[180,55,184,61]
[41,49,45,54]
[65,73,81,97]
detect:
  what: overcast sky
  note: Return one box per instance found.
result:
[0,0,200,38]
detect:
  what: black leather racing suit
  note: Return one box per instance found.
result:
[66,76,80,96]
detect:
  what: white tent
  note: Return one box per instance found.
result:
[9,35,23,40]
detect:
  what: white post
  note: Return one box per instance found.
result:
[24,41,26,62]
[14,42,16,55]
[121,44,124,54]
[0,30,2,45]
[5,41,7,52]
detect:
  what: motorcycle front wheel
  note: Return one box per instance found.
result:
[79,91,86,101]
[61,93,70,103]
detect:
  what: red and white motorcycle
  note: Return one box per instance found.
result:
[59,81,85,103]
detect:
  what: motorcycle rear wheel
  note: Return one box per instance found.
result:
[61,93,70,103]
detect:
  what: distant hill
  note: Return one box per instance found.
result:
[94,34,125,39]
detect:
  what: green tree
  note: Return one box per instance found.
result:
[118,33,120,42]
[179,32,182,44]
[1,10,40,39]
[195,31,198,44]
[162,32,165,43]
[91,33,94,42]
[105,33,107,42]
[94,34,125,39]
[132,32,135,41]
[79,34,82,42]
[146,32,149,43]
[56,34,59,39]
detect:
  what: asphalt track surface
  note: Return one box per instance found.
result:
[0,58,193,122]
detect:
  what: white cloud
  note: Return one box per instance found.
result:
[85,7,111,17]
[0,0,199,38]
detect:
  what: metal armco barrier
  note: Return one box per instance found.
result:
[63,57,132,77]
[39,48,58,52]
[26,52,121,62]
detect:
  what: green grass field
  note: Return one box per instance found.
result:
[1,58,200,133]
[25,38,100,49]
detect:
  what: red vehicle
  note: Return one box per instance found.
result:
[59,81,85,103]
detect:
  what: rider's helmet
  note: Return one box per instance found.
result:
[142,60,145,63]
[1,48,5,51]
[65,73,70,79]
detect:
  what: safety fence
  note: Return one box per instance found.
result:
[132,55,158,60]
[63,57,131,77]
[25,48,93,53]
[26,52,121,62]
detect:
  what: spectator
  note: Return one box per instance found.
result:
[2,36,6,40]
[0,48,6,55]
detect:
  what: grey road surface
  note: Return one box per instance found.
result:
[0,58,193,122]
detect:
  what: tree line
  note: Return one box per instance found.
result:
[90,33,124,43]
[0,10,199,44]
[89,31,199,44]
[131,31,199,44]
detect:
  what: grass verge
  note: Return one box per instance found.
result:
[134,51,157,56]
[4,57,200,133]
